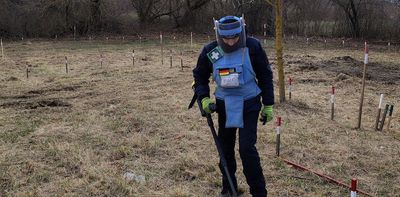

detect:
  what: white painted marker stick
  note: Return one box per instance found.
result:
[375,94,384,130]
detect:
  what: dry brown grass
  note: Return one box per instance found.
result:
[0,36,399,196]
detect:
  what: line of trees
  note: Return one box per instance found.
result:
[0,0,399,40]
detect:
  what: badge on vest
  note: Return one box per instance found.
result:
[207,46,224,63]
[218,68,240,88]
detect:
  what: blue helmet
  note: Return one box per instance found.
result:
[214,15,246,53]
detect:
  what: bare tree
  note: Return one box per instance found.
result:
[330,0,363,37]
[266,0,285,103]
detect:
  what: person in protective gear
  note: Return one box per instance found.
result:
[193,15,274,197]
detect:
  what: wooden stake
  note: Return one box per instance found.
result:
[26,64,29,79]
[386,105,394,132]
[357,42,368,129]
[74,25,76,41]
[180,51,183,70]
[65,56,68,74]
[170,49,173,68]
[375,94,384,130]
[379,104,389,131]
[1,38,3,60]
[160,33,164,65]
[288,77,292,100]
[331,86,335,120]
[324,39,327,48]
[342,39,345,47]
[132,49,135,66]
[100,54,103,67]
[190,32,193,47]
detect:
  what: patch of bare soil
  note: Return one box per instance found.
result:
[1,99,71,109]
[321,56,400,84]
[27,85,81,95]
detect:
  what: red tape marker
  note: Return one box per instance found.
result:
[276,117,282,127]
[351,178,357,197]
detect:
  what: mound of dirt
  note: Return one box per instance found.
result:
[4,76,19,81]
[319,57,400,84]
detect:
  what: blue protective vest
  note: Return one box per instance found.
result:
[212,47,261,128]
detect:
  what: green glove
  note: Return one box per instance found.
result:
[260,105,273,124]
[201,97,215,114]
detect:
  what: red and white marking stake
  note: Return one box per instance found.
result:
[357,42,368,128]
[351,178,357,197]
[288,77,293,100]
[331,86,335,120]
[276,117,282,157]
[375,94,384,130]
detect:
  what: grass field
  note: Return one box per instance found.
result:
[0,35,399,196]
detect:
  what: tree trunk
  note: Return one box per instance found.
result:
[275,0,285,103]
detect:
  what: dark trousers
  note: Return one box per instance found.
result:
[216,96,267,197]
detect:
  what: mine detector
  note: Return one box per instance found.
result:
[188,86,238,197]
